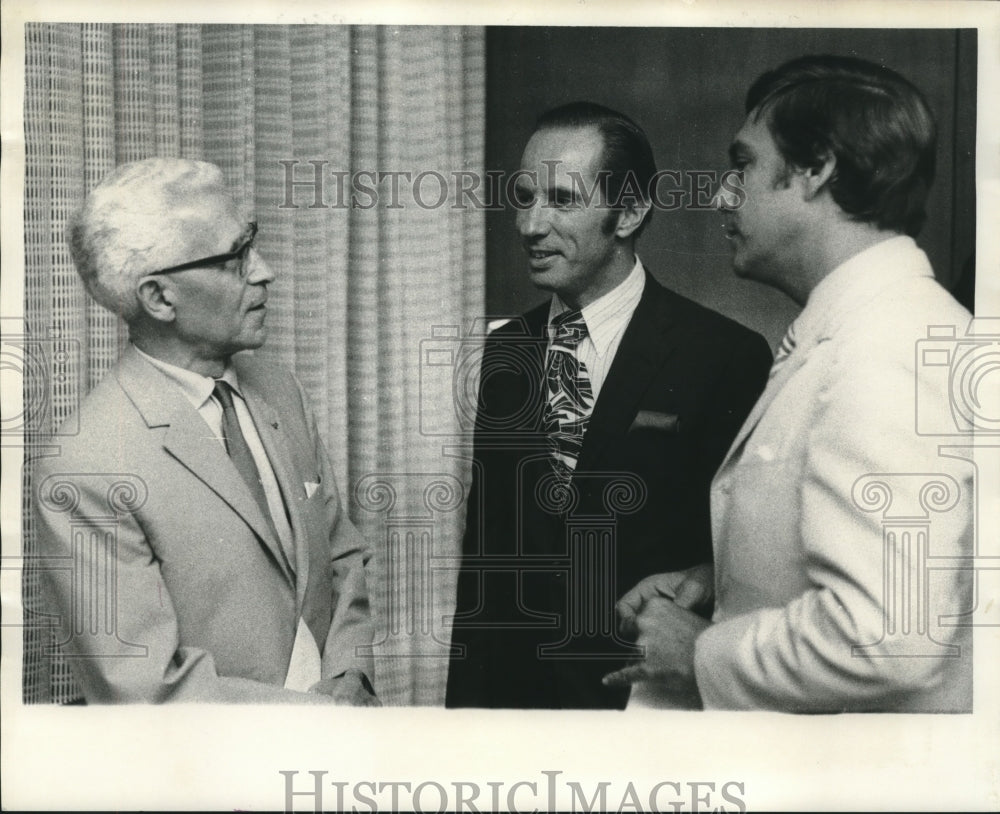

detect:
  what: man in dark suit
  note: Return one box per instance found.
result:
[446,102,773,709]
[34,158,377,703]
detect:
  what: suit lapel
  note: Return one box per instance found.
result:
[717,340,813,473]
[575,279,675,473]
[525,306,549,425]
[115,347,295,586]
[495,305,548,434]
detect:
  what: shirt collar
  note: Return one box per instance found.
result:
[793,235,933,350]
[548,256,646,358]
[132,344,242,410]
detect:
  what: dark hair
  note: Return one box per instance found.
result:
[535,101,657,238]
[746,54,936,237]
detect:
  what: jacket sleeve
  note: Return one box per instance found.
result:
[445,332,506,708]
[444,458,489,707]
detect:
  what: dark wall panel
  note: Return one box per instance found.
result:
[485,28,976,347]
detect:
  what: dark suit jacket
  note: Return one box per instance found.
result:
[446,273,773,708]
[33,346,374,703]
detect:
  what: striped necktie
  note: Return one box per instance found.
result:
[542,310,595,480]
[769,320,798,378]
[213,380,282,549]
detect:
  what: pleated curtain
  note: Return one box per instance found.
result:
[22,23,485,706]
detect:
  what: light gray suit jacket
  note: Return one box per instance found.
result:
[34,345,375,703]
[696,237,974,712]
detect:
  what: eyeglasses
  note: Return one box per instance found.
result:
[146,222,259,279]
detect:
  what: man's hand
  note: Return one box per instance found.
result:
[309,669,381,706]
[616,563,714,638]
[603,595,710,702]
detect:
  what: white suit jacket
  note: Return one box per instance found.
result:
[695,237,974,712]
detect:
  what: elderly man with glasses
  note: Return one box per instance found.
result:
[33,158,378,704]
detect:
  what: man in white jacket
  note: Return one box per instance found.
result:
[605,55,974,712]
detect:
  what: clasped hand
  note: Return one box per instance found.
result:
[602,564,714,698]
[309,669,381,706]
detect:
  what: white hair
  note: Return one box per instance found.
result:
[68,158,231,321]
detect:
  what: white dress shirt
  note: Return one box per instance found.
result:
[547,255,646,401]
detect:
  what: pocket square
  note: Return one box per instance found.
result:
[629,410,680,433]
[304,480,321,499]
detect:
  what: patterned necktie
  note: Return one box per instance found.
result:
[212,380,281,545]
[543,310,595,480]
